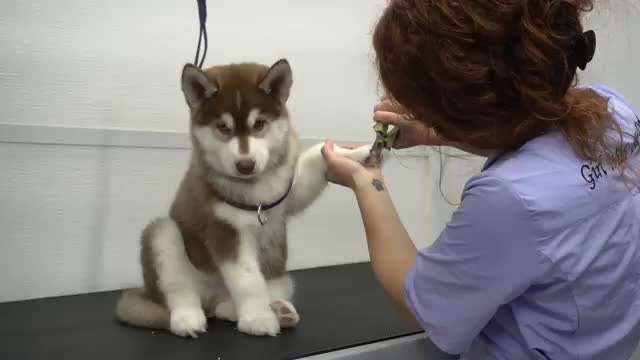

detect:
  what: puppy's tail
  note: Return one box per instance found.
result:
[115,287,170,330]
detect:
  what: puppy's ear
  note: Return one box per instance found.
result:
[258,59,293,103]
[181,64,218,108]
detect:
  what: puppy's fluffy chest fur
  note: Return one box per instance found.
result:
[170,135,300,278]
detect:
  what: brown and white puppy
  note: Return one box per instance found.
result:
[115,59,371,338]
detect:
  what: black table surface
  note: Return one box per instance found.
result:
[0,262,422,360]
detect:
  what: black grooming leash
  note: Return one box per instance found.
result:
[194,0,208,68]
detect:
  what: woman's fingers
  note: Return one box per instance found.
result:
[321,139,336,161]
[373,110,410,127]
[373,100,394,112]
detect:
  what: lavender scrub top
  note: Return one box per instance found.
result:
[404,85,640,360]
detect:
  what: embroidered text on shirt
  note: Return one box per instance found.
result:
[581,116,640,190]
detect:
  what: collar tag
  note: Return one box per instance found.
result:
[257,205,268,226]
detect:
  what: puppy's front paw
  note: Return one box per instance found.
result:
[338,145,372,164]
[170,307,207,338]
[237,305,280,337]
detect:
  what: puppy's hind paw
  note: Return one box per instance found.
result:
[213,301,238,322]
[270,299,300,328]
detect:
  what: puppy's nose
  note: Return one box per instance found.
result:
[236,159,256,175]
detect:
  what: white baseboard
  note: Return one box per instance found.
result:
[0,123,429,157]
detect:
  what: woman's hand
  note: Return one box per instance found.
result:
[321,140,381,189]
[373,98,445,149]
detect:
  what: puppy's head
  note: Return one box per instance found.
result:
[181,59,293,179]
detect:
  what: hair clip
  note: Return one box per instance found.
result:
[574,30,596,71]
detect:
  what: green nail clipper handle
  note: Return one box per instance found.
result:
[373,122,400,150]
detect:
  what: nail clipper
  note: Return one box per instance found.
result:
[365,123,399,167]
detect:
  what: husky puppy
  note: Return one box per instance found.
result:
[115,59,371,338]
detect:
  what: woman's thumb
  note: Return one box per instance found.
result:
[373,111,409,127]
[321,139,336,161]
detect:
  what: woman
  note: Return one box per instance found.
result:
[322,0,640,359]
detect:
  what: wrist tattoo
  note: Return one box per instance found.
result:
[371,178,385,192]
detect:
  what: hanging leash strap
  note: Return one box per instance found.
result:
[194,0,208,68]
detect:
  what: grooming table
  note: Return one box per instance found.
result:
[0,262,427,360]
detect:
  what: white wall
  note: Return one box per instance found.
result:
[580,1,640,109]
[0,0,386,140]
[0,0,637,303]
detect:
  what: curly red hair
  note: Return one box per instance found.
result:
[374,0,621,165]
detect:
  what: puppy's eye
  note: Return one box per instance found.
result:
[216,123,232,135]
[253,119,267,131]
